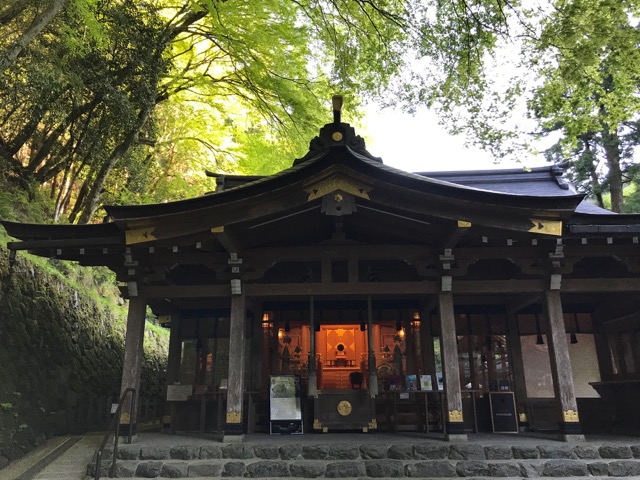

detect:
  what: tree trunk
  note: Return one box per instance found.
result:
[602,127,623,213]
[0,0,67,70]
[76,105,153,224]
[28,99,95,173]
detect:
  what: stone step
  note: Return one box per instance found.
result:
[87,442,640,478]
[105,478,640,480]
[89,457,640,478]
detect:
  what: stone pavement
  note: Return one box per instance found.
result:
[0,433,101,480]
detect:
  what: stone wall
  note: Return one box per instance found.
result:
[0,250,167,469]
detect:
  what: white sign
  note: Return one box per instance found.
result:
[166,384,192,401]
[269,376,301,421]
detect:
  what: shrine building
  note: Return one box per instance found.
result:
[3,99,640,442]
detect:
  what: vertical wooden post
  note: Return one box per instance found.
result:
[405,316,416,374]
[506,312,529,430]
[165,315,182,432]
[412,318,423,375]
[119,296,146,436]
[591,312,614,380]
[438,292,467,440]
[249,303,262,392]
[271,317,280,374]
[367,295,378,395]
[308,296,318,397]
[321,257,331,283]
[224,291,246,439]
[543,289,584,441]
[466,315,478,390]
[420,311,438,384]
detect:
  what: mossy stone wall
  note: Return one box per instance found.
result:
[0,250,167,469]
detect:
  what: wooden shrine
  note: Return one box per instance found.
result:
[3,98,640,441]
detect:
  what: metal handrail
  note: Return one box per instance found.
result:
[94,387,136,480]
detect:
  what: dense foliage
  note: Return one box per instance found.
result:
[0,0,409,222]
[1,0,639,219]
[413,0,640,212]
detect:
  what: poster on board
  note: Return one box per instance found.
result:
[270,375,303,434]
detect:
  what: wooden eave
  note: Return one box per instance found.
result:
[108,146,585,221]
[1,220,121,241]
[567,212,640,236]
[103,146,587,247]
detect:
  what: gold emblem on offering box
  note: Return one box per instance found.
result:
[337,400,352,416]
[562,409,579,422]
[332,131,343,142]
[448,410,463,422]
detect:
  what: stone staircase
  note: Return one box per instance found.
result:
[88,440,640,478]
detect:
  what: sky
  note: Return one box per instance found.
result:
[360,104,549,174]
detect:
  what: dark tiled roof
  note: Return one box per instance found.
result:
[418,166,616,216]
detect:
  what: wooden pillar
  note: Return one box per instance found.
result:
[591,312,614,380]
[405,316,416,374]
[420,312,438,384]
[543,289,584,441]
[119,296,146,436]
[506,312,529,430]
[224,291,246,439]
[308,296,318,397]
[249,304,262,391]
[367,295,378,395]
[271,317,280,374]
[466,315,479,390]
[260,317,272,401]
[438,292,467,440]
[165,315,182,432]
[412,317,423,375]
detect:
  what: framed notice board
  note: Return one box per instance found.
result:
[269,375,303,434]
[489,392,518,433]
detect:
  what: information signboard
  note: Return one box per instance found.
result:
[269,375,303,434]
[166,384,192,401]
[489,392,518,433]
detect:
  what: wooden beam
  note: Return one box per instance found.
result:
[8,236,121,250]
[455,280,545,294]
[561,278,640,293]
[440,220,471,250]
[506,294,542,314]
[213,226,243,256]
[136,276,640,299]
[569,224,640,234]
[244,243,640,267]
[139,285,230,298]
